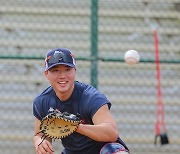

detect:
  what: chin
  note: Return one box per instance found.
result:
[58,87,68,93]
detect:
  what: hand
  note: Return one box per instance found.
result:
[34,137,54,154]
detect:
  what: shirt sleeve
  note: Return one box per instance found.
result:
[89,92,111,118]
[83,85,111,119]
[33,97,43,120]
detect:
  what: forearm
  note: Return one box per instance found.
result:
[76,123,119,142]
[33,118,54,154]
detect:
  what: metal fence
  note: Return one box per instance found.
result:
[0,0,180,154]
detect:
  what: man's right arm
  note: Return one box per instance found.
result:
[33,118,54,154]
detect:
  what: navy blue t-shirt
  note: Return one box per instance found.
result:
[33,81,128,154]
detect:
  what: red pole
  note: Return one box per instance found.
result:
[154,29,167,136]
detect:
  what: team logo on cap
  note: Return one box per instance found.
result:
[54,50,64,61]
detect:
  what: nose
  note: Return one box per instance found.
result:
[57,70,68,78]
[58,70,65,75]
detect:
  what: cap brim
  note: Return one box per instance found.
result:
[46,62,75,70]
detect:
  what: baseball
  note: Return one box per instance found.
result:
[124,50,140,65]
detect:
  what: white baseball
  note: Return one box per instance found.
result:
[124,50,140,65]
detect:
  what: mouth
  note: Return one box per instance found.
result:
[57,81,68,86]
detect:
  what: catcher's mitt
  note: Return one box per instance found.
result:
[37,108,81,145]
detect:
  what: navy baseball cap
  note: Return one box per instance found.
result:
[45,48,76,71]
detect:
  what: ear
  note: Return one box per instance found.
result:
[44,70,49,79]
[74,68,77,75]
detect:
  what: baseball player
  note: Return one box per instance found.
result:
[33,48,130,154]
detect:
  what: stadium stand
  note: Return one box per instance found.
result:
[0,0,180,153]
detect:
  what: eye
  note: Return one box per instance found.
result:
[66,68,71,72]
[52,69,59,72]
[50,68,59,73]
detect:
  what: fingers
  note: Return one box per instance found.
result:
[35,138,54,154]
[46,141,54,153]
[36,144,47,154]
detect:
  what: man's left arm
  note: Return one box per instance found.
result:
[76,104,119,142]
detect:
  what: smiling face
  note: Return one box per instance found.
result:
[44,64,76,101]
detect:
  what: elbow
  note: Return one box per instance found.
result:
[104,129,119,142]
[106,124,119,142]
[109,124,119,142]
[110,130,119,142]
[95,129,119,142]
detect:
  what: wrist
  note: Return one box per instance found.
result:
[76,123,86,134]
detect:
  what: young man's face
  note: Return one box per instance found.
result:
[44,64,76,95]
